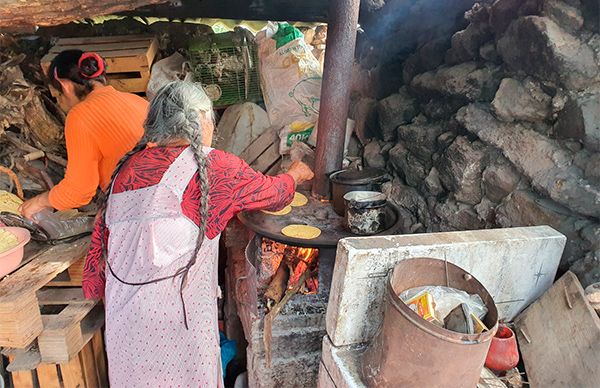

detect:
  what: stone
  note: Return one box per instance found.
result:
[388,144,427,187]
[570,251,600,288]
[384,180,430,227]
[496,189,591,268]
[445,14,492,64]
[482,157,521,202]
[350,97,378,144]
[423,167,445,196]
[489,0,541,36]
[436,136,486,205]
[581,224,600,250]
[437,131,457,150]
[422,98,466,120]
[435,199,486,231]
[491,78,553,122]
[497,16,599,91]
[542,0,584,32]
[475,197,497,224]
[377,88,418,142]
[411,62,503,102]
[402,54,421,85]
[363,141,386,169]
[457,104,600,218]
[479,42,500,63]
[585,153,600,185]
[418,38,451,71]
[397,122,444,166]
[581,0,599,32]
[554,88,600,151]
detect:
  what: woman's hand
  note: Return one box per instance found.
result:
[286,161,314,185]
[19,192,53,220]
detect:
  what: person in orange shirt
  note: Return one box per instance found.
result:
[19,50,147,218]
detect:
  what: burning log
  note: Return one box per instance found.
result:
[264,263,289,307]
[263,268,311,367]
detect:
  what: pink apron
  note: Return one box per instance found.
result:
[104,147,223,387]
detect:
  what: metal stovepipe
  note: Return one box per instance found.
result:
[311,0,361,199]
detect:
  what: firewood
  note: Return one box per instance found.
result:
[263,268,310,367]
[264,264,289,305]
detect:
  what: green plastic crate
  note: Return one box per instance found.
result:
[188,30,262,108]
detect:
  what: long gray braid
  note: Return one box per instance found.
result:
[101,81,214,329]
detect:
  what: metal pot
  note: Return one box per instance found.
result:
[344,191,387,235]
[329,168,388,216]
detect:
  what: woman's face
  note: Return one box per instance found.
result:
[200,113,214,147]
[52,79,81,113]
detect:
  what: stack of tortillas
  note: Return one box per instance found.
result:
[0,190,23,215]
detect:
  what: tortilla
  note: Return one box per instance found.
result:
[290,192,308,207]
[0,190,23,215]
[281,225,321,240]
[0,229,19,254]
[262,205,292,216]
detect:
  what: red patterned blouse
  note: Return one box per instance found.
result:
[82,146,295,299]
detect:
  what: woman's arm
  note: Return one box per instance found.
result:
[82,214,108,299]
[20,112,101,218]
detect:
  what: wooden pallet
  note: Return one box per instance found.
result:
[5,329,108,388]
[41,35,158,95]
[0,238,91,348]
[47,258,84,287]
[239,127,282,175]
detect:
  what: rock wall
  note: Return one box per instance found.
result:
[354,0,600,287]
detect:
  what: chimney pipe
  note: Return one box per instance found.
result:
[311,0,361,199]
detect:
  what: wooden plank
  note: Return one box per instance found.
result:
[47,258,85,287]
[250,142,280,174]
[6,345,41,372]
[0,292,43,348]
[239,128,279,165]
[108,73,150,94]
[59,356,85,388]
[35,364,61,388]
[79,341,99,388]
[55,34,154,45]
[144,37,159,67]
[91,331,108,388]
[37,288,86,305]
[516,271,600,388]
[265,158,283,176]
[49,40,152,53]
[39,301,97,363]
[0,237,90,305]
[8,356,34,388]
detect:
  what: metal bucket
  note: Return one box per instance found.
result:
[344,191,387,235]
[361,258,498,388]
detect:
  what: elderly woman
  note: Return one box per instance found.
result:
[82,81,313,387]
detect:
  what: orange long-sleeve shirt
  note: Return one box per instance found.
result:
[48,86,147,210]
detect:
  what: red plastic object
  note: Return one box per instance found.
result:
[485,324,520,372]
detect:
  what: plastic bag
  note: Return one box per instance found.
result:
[146,52,190,101]
[399,285,488,321]
[256,22,322,141]
[31,209,94,240]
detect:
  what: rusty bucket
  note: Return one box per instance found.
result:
[360,258,498,388]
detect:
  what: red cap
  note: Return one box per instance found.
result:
[78,52,105,79]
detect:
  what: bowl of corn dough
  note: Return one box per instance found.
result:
[0,227,31,278]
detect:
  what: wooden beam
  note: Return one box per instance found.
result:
[0,0,168,28]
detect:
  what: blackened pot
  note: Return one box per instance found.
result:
[330,168,388,216]
[344,191,387,235]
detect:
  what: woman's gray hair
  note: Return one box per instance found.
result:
[144,81,214,144]
[100,80,215,329]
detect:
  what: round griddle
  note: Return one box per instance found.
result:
[237,191,403,248]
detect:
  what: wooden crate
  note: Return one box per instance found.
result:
[47,258,85,287]
[40,35,158,95]
[6,329,108,388]
[0,238,90,348]
[239,127,282,175]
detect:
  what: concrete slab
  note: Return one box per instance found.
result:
[326,226,566,347]
[318,336,366,388]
